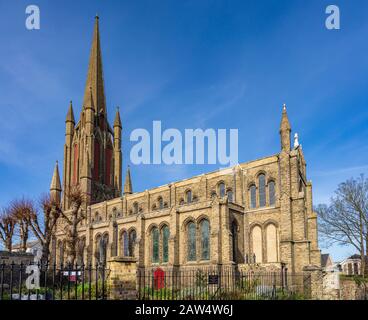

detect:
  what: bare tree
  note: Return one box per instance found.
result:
[316,174,368,276]
[10,197,35,252]
[61,187,86,265]
[27,194,62,263]
[0,207,17,252]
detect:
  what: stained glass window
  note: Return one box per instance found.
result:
[162,225,169,263]
[200,220,210,260]
[259,174,266,207]
[123,231,129,256]
[152,227,159,263]
[112,224,118,257]
[219,183,225,198]
[269,181,275,206]
[129,230,136,257]
[100,235,108,265]
[187,222,196,261]
[227,190,233,203]
[250,185,256,208]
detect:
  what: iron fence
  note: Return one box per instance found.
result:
[137,267,311,300]
[0,262,109,300]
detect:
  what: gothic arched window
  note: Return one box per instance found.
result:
[99,234,108,265]
[133,202,138,215]
[269,181,276,206]
[200,219,210,260]
[187,222,196,261]
[227,189,233,203]
[129,230,136,257]
[186,190,192,204]
[122,231,129,256]
[152,227,159,263]
[162,225,169,263]
[219,182,226,198]
[259,174,266,207]
[158,197,164,210]
[250,185,256,209]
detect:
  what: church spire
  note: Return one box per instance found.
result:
[83,16,106,114]
[280,104,291,132]
[114,107,122,128]
[280,104,291,151]
[50,161,62,203]
[123,166,133,195]
[66,101,75,123]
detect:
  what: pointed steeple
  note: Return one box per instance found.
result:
[280,104,291,132]
[50,161,62,191]
[279,104,291,151]
[123,166,133,195]
[66,101,75,123]
[83,16,106,114]
[114,107,122,128]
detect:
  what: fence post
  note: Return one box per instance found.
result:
[107,256,137,300]
[303,265,323,299]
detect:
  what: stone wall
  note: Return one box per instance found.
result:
[107,256,137,300]
[340,278,367,300]
[322,271,340,300]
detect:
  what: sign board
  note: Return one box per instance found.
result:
[208,275,219,285]
[62,271,82,282]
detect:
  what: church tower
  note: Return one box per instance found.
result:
[62,16,122,209]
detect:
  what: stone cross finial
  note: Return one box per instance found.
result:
[294,133,299,148]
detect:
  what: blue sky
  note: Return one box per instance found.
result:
[0,0,368,261]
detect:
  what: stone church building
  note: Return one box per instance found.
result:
[53,17,321,274]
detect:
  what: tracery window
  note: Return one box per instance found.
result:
[162,225,169,263]
[219,182,226,198]
[259,174,266,207]
[129,230,136,257]
[152,227,159,263]
[227,189,233,202]
[250,185,256,208]
[187,222,196,261]
[122,231,129,256]
[200,220,210,260]
[269,181,275,206]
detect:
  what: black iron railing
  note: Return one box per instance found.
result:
[0,262,109,300]
[137,267,310,300]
